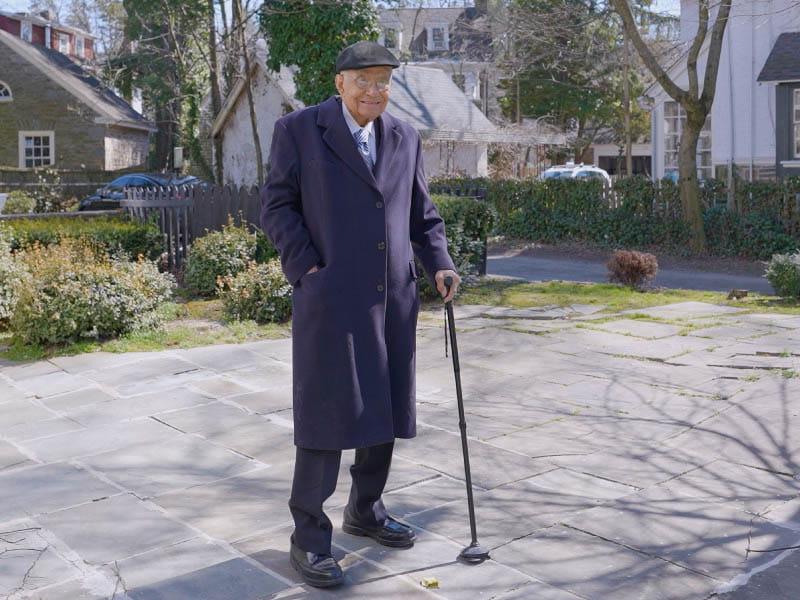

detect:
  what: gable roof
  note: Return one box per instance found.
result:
[758,32,800,83]
[387,64,495,141]
[0,29,154,131]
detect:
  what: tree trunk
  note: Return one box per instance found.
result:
[234,0,264,187]
[623,30,633,176]
[677,114,706,252]
[208,0,224,184]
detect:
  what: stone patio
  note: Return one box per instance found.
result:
[1,301,799,599]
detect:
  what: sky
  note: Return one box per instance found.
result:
[0,0,683,17]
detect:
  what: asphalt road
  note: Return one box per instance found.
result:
[487,251,774,294]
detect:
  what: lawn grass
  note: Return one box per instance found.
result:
[2,278,798,363]
[456,279,800,315]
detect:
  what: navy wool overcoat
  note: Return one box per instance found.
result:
[260,96,456,451]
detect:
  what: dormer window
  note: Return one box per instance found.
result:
[427,24,449,52]
[0,82,11,102]
[21,21,32,42]
[383,28,398,49]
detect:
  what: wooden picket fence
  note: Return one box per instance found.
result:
[123,184,261,269]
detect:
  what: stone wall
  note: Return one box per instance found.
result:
[104,126,149,171]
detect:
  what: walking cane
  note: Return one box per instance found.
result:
[443,276,490,563]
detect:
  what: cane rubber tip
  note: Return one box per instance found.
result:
[458,542,490,563]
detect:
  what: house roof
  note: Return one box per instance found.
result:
[757,32,800,83]
[0,10,94,39]
[211,56,301,138]
[388,64,496,141]
[0,29,153,131]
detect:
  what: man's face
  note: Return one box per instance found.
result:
[335,66,393,126]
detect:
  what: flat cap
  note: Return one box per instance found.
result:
[335,41,400,73]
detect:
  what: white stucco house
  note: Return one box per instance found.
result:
[644,0,800,182]
[210,56,497,185]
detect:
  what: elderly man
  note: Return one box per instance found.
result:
[260,40,460,588]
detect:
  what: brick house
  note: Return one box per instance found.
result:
[0,29,154,171]
[0,9,94,61]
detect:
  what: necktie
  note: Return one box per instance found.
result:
[354,128,373,170]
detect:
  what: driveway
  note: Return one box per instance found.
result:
[1,301,799,599]
[488,247,773,294]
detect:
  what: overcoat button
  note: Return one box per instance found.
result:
[377,241,386,250]
[375,201,384,208]
[377,284,384,292]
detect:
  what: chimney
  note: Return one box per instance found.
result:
[39,9,56,22]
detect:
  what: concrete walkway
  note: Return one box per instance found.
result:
[1,301,799,599]
[488,250,774,294]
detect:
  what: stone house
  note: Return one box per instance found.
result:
[0,29,153,171]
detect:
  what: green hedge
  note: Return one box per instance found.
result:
[413,195,494,299]
[1,216,163,260]
[430,176,800,260]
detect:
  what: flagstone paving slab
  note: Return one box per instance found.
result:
[0,462,120,522]
[38,493,197,565]
[103,536,288,600]
[3,301,800,598]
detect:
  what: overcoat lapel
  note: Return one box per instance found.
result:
[317,97,378,191]
[374,113,402,194]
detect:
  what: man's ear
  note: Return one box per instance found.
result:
[334,73,343,95]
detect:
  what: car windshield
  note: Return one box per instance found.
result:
[542,170,572,179]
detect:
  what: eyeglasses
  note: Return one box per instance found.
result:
[352,75,392,92]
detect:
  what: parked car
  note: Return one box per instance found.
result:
[78,173,204,211]
[540,162,612,185]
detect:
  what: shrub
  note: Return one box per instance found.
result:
[415,195,494,300]
[183,219,258,296]
[3,216,163,260]
[0,227,29,326]
[765,252,800,298]
[10,240,175,345]
[30,168,76,213]
[218,259,292,323]
[2,191,36,215]
[607,249,659,289]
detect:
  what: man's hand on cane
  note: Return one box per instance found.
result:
[435,270,460,303]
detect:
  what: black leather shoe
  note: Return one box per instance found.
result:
[342,513,416,548]
[289,536,344,588]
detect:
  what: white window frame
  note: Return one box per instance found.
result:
[427,23,449,52]
[382,27,400,50]
[58,32,69,54]
[663,101,712,180]
[76,35,85,58]
[793,88,800,159]
[0,81,11,102]
[21,20,32,42]
[18,131,55,169]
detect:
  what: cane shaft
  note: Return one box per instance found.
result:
[445,299,479,546]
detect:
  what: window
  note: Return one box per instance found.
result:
[663,101,712,180]
[76,36,84,58]
[0,81,11,102]
[383,28,398,49]
[21,21,32,42]
[428,24,448,51]
[794,89,800,158]
[58,33,69,54]
[18,131,54,169]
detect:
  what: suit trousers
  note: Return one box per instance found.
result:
[289,440,394,554]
